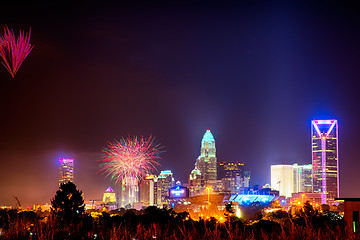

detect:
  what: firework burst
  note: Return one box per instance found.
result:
[99,136,162,186]
[0,25,33,78]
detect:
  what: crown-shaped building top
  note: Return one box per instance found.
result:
[191,165,201,176]
[202,129,215,144]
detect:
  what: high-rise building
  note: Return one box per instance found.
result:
[218,162,245,194]
[312,119,339,204]
[271,165,293,198]
[271,164,313,198]
[293,164,312,193]
[196,130,217,183]
[139,175,157,206]
[103,187,117,210]
[188,166,203,197]
[218,162,244,179]
[103,187,116,203]
[156,170,174,207]
[59,158,74,186]
[243,170,251,188]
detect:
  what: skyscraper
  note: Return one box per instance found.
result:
[139,175,157,206]
[188,166,203,197]
[218,162,245,194]
[103,187,117,210]
[271,163,312,198]
[59,158,74,186]
[156,170,174,207]
[293,164,312,193]
[196,130,217,183]
[271,165,293,198]
[218,162,244,179]
[312,119,339,204]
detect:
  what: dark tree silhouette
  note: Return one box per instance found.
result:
[51,181,85,223]
[225,201,235,215]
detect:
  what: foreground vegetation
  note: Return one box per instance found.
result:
[0,183,356,239]
[0,203,357,240]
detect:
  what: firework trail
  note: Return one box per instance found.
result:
[0,26,33,78]
[99,136,162,186]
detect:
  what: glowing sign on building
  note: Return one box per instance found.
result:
[169,186,189,198]
[229,194,275,205]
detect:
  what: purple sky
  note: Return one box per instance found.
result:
[1,1,360,207]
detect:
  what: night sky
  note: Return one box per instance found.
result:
[1,1,360,207]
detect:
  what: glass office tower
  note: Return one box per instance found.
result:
[312,120,339,204]
[59,158,74,186]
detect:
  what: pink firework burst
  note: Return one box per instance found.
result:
[99,136,162,186]
[0,26,33,78]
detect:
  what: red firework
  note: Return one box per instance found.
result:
[99,136,162,186]
[0,26,33,78]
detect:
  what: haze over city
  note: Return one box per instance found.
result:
[1,1,360,207]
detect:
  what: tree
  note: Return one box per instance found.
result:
[225,201,235,219]
[51,181,85,223]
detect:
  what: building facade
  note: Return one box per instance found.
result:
[59,158,74,186]
[139,175,157,206]
[311,119,339,204]
[218,162,244,179]
[196,130,217,183]
[188,166,204,197]
[156,170,175,207]
[271,164,313,198]
[103,187,117,210]
[271,165,294,198]
[293,164,312,193]
[218,162,247,194]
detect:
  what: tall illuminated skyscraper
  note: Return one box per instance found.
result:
[218,162,245,194]
[139,175,157,206]
[271,164,293,198]
[156,170,174,207]
[293,164,312,193]
[59,158,74,186]
[196,130,217,183]
[312,119,339,204]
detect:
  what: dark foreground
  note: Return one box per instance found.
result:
[0,203,359,240]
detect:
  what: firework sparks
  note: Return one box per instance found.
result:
[0,26,33,78]
[99,136,162,186]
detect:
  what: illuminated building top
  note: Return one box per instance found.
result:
[59,158,73,164]
[158,170,173,178]
[191,166,201,176]
[105,187,114,193]
[202,130,215,144]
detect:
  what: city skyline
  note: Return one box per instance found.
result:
[2,1,360,206]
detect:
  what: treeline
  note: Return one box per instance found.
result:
[0,182,356,239]
[0,203,356,240]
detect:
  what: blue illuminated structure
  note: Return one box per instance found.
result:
[229,194,275,205]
